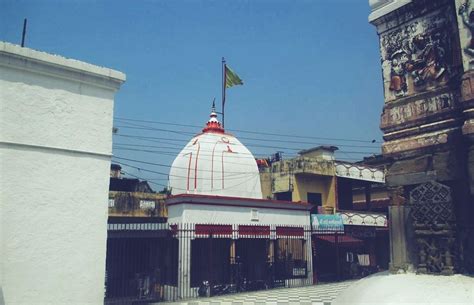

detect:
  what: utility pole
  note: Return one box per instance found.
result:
[21,18,27,47]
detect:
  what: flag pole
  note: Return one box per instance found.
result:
[222,57,226,128]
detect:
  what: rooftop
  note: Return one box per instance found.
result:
[0,41,125,85]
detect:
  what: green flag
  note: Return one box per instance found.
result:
[225,65,243,88]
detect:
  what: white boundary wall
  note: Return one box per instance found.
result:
[168,203,311,226]
[0,42,125,305]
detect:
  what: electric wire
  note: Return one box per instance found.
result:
[113,132,381,151]
[115,160,261,192]
[112,118,380,168]
[113,156,262,177]
[113,146,380,158]
[121,170,168,189]
[115,124,379,148]
[114,116,381,144]
[113,118,381,148]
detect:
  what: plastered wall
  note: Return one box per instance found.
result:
[292,175,336,207]
[168,203,310,226]
[0,42,125,305]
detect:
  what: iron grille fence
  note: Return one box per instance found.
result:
[104,223,320,304]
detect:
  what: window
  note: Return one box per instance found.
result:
[275,191,292,201]
[250,209,259,221]
[307,192,322,206]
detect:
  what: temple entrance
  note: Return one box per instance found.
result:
[190,238,232,288]
[235,239,269,290]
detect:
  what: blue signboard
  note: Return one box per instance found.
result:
[311,214,344,232]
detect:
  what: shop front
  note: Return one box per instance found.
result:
[311,214,364,282]
[311,212,388,282]
[340,211,389,278]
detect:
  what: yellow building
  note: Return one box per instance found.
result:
[259,146,387,213]
[108,164,167,219]
[259,147,391,281]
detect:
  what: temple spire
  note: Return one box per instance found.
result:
[202,101,224,133]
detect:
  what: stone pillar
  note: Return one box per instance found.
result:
[0,42,125,305]
[305,234,314,285]
[230,239,236,264]
[368,0,472,273]
[177,226,192,299]
[388,204,415,272]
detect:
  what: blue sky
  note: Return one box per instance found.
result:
[1,0,384,189]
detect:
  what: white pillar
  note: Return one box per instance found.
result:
[0,42,125,305]
[177,224,192,299]
[305,232,314,285]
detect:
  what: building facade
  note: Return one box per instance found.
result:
[258,147,389,281]
[259,147,386,211]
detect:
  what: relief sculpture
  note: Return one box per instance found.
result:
[381,93,454,128]
[458,0,474,57]
[409,181,459,275]
[381,7,457,100]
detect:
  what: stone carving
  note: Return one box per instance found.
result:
[458,0,474,57]
[409,181,457,274]
[416,237,455,274]
[410,181,454,228]
[381,7,456,100]
[381,92,455,129]
[389,186,406,206]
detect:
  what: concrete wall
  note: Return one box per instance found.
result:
[0,42,125,305]
[353,188,388,202]
[292,175,335,207]
[259,171,273,200]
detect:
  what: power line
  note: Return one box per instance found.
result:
[114,124,195,136]
[121,170,168,189]
[114,116,381,144]
[115,123,381,148]
[112,139,366,161]
[113,147,270,166]
[113,145,379,157]
[112,141,375,164]
[115,160,260,191]
[114,118,382,148]
[113,132,381,150]
[113,156,262,177]
[113,145,299,159]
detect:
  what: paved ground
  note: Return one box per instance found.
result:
[161,281,354,305]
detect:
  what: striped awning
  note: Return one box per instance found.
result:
[315,235,364,246]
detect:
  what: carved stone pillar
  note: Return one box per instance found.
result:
[369,0,471,273]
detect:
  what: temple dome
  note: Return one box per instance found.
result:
[168,107,262,199]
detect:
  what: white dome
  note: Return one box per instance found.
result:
[169,109,262,199]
